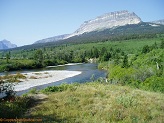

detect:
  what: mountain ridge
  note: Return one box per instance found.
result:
[151,19,164,25]
[0,39,17,50]
[34,34,70,44]
[67,10,141,38]
[34,10,142,44]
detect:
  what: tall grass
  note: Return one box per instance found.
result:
[25,82,164,123]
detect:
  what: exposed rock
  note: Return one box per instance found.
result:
[0,39,17,50]
[67,10,142,38]
[151,19,164,25]
[34,34,70,44]
[34,10,142,44]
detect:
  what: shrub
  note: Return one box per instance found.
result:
[141,76,164,92]
[0,80,15,97]
[28,88,38,94]
[15,72,26,79]
[0,96,34,118]
[41,84,79,93]
[142,45,150,54]
[109,65,135,85]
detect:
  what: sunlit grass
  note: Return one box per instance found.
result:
[26,82,164,123]
[0,72,26,82]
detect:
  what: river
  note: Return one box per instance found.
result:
[1,63,107,95]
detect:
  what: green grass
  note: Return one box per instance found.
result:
[25,82,164,123]
[61,37,162,54]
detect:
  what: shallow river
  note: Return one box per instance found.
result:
[1,63,107,95]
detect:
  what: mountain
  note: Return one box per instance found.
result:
[54,22,164,44]
[34,34,70,44]
[34,10,142,44]
[0,39,17,50]
[67,10,141,38]
[151,19,164,25]
[9,21,164,51]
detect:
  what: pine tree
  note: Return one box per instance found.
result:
[34,49,44,67]
[122,55,129,68]
[160,40,164,49]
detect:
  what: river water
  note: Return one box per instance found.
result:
[1,63,107,95]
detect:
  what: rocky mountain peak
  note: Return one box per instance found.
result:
[67,10,141,38]
[34,10,142,44]
[0,39,17,50]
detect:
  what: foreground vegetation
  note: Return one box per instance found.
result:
[0,36,164,122]
[0,96,34,119]
[23,82,164,123]
[0,82,163,122]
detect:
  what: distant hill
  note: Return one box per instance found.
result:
[34,34,70,44]
[151,19,164,25]
[0,39,17,50]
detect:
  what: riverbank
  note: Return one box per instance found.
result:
[46,63,83,68]
[14,70,82,91]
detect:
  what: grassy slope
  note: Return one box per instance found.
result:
[26,83,164,123]
[0,37,161,57]
[56,38,161,54]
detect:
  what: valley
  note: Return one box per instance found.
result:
[0,10,164,123]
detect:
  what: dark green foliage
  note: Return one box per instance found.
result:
[0,59,37,72]
[140,76,164,92]
[160,39,164,48]
[6,52,10,63]
[108,46,164,92]
[34,49,44,67]
[44,59,57,66]
[122,55,129,68]
[41,83,79,93]
[92,47,99,58]
[142,45,150,53]
[0,96,34,119]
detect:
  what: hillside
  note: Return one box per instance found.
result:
[24,82,164,123]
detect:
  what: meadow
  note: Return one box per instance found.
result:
[23,82,164,123]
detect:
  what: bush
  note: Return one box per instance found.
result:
[0,96,34,118]
[141,76,164,92]
[28,88,38,94]
[142,45,150,54]
[41,84,79,93]
[109,65,135,85]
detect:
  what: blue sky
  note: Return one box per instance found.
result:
[0,0,164,46]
